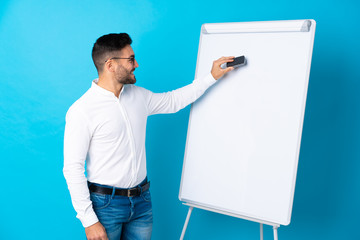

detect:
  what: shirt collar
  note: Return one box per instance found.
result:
[91,79,125,98]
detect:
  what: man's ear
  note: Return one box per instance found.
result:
[104,60,115,73]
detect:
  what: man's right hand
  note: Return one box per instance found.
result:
[85,222,108,240]
[210,56,235,80]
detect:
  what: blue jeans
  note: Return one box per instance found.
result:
[89,179,153,240]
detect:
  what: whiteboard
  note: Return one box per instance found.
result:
[179,20,316,226]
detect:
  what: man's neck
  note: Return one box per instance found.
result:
[97,76,123,98]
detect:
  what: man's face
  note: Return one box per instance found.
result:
[111,45,139,84]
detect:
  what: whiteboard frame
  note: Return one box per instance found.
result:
[179,19,316,227]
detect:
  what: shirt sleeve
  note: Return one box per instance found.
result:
[144,73,217,115]
[63,104,99,228]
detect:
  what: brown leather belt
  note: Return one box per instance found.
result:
[89,181,150,197]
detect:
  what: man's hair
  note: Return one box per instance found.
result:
[92,33,132,73]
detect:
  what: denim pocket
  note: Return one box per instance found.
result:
[141,190,151,202]
[90,193,111,210]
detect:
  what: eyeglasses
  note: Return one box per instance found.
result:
[105,56,135,64]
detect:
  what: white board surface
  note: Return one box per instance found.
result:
[179,20,316,226]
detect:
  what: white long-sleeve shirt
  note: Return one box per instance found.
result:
[63,73,216,227]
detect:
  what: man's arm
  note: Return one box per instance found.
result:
[63,105,108,240]
[143,57,234,115]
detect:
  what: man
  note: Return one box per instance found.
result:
[63,33,234,240]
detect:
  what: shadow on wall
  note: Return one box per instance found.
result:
[0,0,11,23]
[294,44,358,227]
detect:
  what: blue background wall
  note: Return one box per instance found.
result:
[0,0,359,239]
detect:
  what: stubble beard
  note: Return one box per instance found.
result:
[116,65,136,85]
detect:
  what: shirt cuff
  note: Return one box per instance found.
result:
[194,72,217,88]
[204,72,217,86]
[81,211,99,228]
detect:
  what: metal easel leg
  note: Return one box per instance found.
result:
[260,223,263,240]
[180,207,194,240]
[273,225,279,240]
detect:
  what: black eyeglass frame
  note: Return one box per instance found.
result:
[105,57,135,63]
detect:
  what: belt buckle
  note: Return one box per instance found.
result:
[127,189,132,197]
[127,188,137,197]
